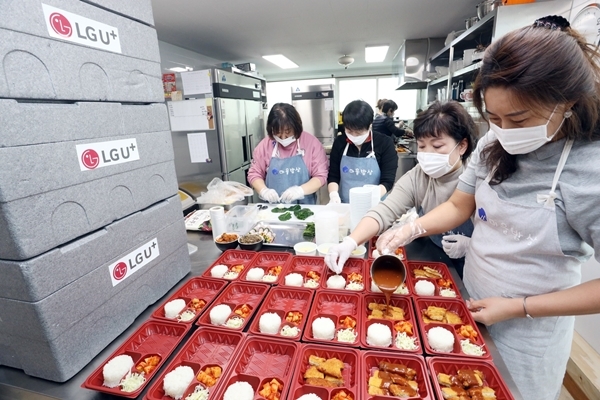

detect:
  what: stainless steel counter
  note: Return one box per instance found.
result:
[0,230,523,400]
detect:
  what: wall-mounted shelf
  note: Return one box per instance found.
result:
[429,75,449,86]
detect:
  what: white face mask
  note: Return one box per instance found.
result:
[490,106,564,155]
[417,142,461,179]
[347,130,369,146]
[274,135,296,147]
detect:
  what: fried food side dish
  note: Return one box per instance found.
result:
[368,361,419,398]
[368,302,405,321]
[413,266,443,279]
[216,233,238,243]
[437,369,496,400]
[423,306,464,324]
[304,356,345,388]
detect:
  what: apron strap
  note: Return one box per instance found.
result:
[536,139,574,209]
[342,142,350,156]
[343,131,376,157]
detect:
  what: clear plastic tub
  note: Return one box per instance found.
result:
[225,205,259,234]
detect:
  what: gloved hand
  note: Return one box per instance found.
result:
[376,220,426,255]
[325,236,357,274]
[442,234,470,258]
[259,187,280,203]
[280,186,304,203]
[328,191,341,204]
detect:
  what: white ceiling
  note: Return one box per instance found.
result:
[150,0,482,81]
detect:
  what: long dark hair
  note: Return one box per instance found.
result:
[473,20,600,184]
[413,100,477,160]
[266,103,303,139]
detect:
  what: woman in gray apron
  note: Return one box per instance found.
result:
[375,17,600,400]
[327,100,397,204]
[248,103,328,205]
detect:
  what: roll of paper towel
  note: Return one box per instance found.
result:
[210,206,226,240]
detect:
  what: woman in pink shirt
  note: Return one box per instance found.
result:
[248,103,328,204]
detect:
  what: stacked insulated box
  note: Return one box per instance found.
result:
[0,0,191,381]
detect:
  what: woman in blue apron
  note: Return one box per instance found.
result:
[374,16,600,400]
[325,100,476,276]
[248,103,328,205]
[327,100,397,204]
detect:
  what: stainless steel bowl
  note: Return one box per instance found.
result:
[466,16,479,30]
[476,0,501,20]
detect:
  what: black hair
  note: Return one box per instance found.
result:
[376,98,387,111]
[382,100,398,114]
[266,103,303,139]
[342,100,374,131]
[413,100,477,160]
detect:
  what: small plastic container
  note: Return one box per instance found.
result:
[406,261,462,299]
[288,343,361,400]
[294,242,318,256]
[225,205,259,234]
[317,242,337,257]
[82,320,191,398]
[203,249,258,281]
[362,351,433,400]
[249,286,314,341]
[213,336,299,400]
[150,277,227,325]
[415,298,490,359]
[321,258,366,292]
[144,327,245,400]
[427,357,515,400]
[196,281,269,331]
[303,289,362,348]
[282,255,327,290]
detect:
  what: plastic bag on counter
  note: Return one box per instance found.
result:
[195,178,253,205]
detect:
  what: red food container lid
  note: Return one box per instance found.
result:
[212,335,299,400]
[414,298,490,359]
[202,249,258,282]
[196,281,269,332]
[361,351,434,400]
[303,289,362,348]
[368,236,407,260]
[320,258,366,292]
[144,326,245,400]
[361,294,422,353]
[288,343,361,400]
[82,320,191,398]
[281,255,327,290]
[365,258,411,296]
[406,261,462,300]
[248,286,315,341]
[150,277,227,325]
[427,356,515,400]
[238,251,292,285]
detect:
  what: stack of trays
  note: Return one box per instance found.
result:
[83,250,516,399]
[0,0,189,382]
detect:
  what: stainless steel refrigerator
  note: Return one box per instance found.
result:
[169,69,265,198]
[291,84,335,146]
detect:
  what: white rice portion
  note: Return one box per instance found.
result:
[163,365,195,400]
[223,381,254,400]
[259,312,282,334]
[296,394,324,400]
[285,273,304,287]
[210,304,232,325]
[164,299,186,319]
[103,354,134,388]
[367,323,392,347]
[312,317,335,340]
[246,267,265,281]
[326,274,346,289]
[428,326,455,352]
[211,264,229,278]
[415,280,435,296]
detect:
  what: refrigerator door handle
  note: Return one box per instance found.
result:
[242,134,249,163]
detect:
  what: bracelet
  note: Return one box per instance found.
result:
[523,296,534,320]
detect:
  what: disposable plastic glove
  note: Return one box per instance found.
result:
[376,220,426,255]
[280,186,304,203]
[325,236,357,274]
[328,191,341,204]
[259,187,280,203]
[442,234,470,259]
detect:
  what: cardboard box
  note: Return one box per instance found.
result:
[0,243,190,382]
[81,0,155,27]
[1,0,160,63]
[0,28,162,102]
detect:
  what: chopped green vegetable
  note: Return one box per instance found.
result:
[294,208,314,220]
[271,207,287,213]
[272,204,303,213]
[289,204,302,212]
[278,212,292,221]
[303,222,315,239]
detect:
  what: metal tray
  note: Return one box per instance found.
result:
[251,221,312,247]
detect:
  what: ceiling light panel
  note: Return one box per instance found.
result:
[365,45,389,63]
[262,54,299,69]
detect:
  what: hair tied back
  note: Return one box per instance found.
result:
[533,15,570,31]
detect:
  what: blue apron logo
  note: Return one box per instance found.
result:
[478,208,487,221]
[271,168,279,175]
[342,166,350,173]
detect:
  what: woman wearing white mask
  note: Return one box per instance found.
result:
[375,16,600,400]
[327,100,398,204]
[248,103,328,204]
[326,100,476,275]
